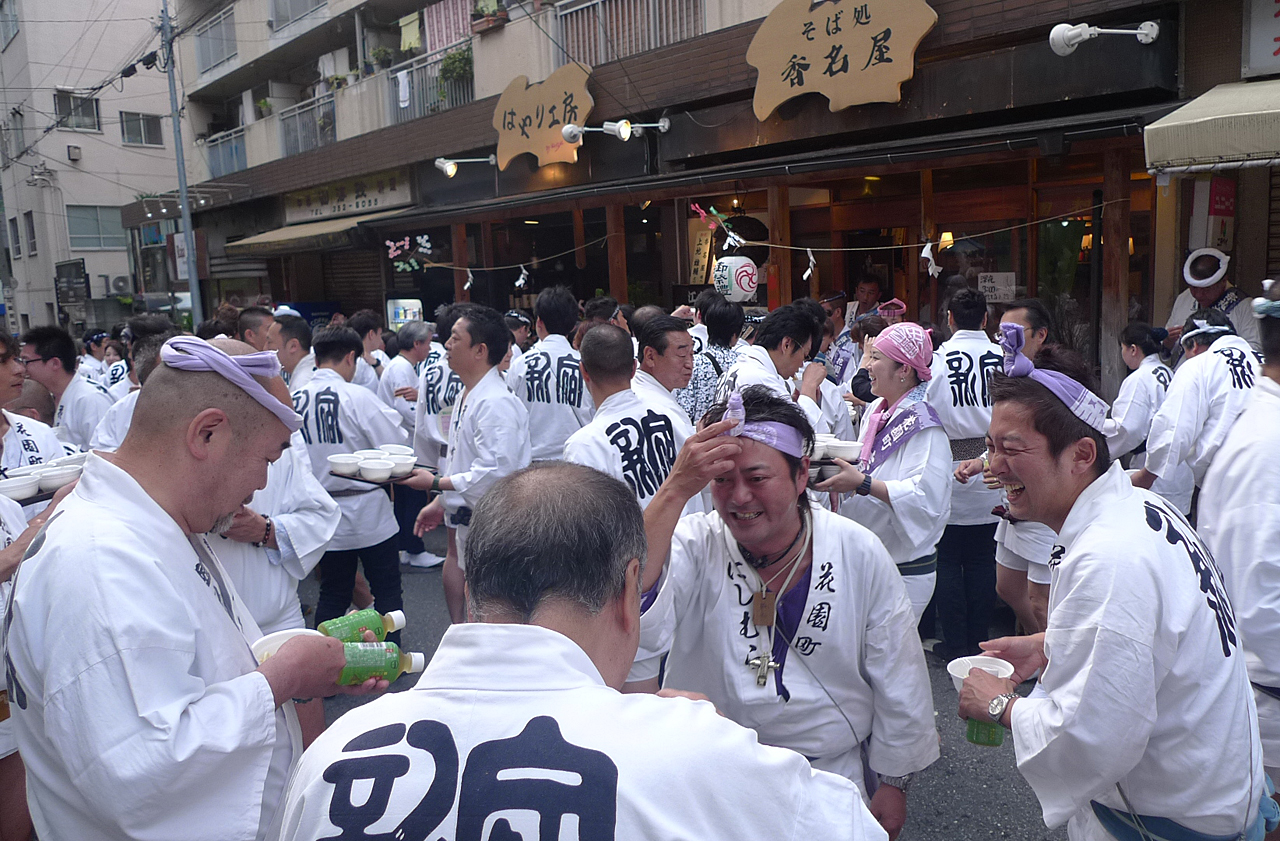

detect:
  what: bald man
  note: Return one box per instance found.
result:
[4,337,386,841]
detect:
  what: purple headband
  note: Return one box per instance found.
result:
[720,391,808,459]
[998,323,1107,432]
[160,336,303,432]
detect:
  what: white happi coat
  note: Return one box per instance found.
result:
[278,622,888,841]
[376,353,419,430]
[925,329,1003,525]
[0,493,28,759]
[632,370,710,512]
[104,359,129,393]
[5,454,300,841]
[89,389,139,451]
[688,321,708,355]
[716,344,823,429]
[643,507,939,786]
[506,334,593,460]
[412,355,464,471]
[285,352,316,391]
[1167,287,1262,354]
[1,409,64,469]
[353,356,380,394]
[78,354,106,383]
[107,376,134,402]
[995,517,1056,584]
[791,361,857,438]
[1104,354,1195,513]
[292,368,407,551]
[1010,463,1264,840]
[563,388,699,515]
[212,431,340,634]
[1144,334,1258,486]
[441,367,531,565]
[55,372,115,450]
[840,393,952,566]
[1200,376,1280,771]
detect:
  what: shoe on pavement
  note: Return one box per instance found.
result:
[405,551,445,569]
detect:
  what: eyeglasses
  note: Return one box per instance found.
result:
[16,356,48,366]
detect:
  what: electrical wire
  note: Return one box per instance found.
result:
[389,232,618,273]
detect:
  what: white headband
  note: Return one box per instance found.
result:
[1180,318,1232,345]
[1183,248,1230,288]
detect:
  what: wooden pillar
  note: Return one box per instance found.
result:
[1101,148,1131,401]
[768,185,792,306]
[920,169,937,320]
[451,223,470,302]
[572,209,587,270]
[605,204,628,303]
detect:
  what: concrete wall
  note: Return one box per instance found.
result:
[473,11,559,99]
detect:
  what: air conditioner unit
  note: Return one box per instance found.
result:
[109,275,131,295]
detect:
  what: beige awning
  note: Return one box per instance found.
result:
[223,208,405,258]
[1145,80,1280,174]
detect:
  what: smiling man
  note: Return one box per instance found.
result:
[634,386,937,841]
[957,323,1273,841]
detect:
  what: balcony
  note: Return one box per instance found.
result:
[279,93,336,157]
[387,43,475,125]
[205,127,247,177]
[554,0,704,67]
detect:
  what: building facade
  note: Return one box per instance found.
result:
[0,0,178,334]
[122,0,1280,396]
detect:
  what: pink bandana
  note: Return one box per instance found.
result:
[873,322,934,382]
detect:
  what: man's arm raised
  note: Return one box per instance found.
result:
[641,419,740,592]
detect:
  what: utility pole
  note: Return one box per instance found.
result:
[160,0,204,325]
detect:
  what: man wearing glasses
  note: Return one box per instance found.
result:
[20,326,115,450]
[1132,308,1259,492]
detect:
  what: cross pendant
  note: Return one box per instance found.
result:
[747,654,779,687]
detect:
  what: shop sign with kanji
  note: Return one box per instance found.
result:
[746,0,938,121]
[492,62,594,170]
[284,168,413,225]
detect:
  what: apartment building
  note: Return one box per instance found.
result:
[123,0,1280,396]
[0,1,178,334]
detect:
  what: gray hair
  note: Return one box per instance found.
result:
[465,462,647,622]
[397,320,432,347]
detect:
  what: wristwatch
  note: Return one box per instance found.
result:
[988,691,1019,725]
[877,773,914,793]
[856,473,873,496]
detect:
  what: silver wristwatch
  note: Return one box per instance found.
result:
[877,773,914,793]
[988,691,1019,725]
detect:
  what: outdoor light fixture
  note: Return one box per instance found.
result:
[938,231,955,250]
[561,118,668,144]
[434,155,497,178]
[1049,21,1159,56]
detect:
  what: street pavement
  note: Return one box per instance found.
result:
[302,533,1066,841]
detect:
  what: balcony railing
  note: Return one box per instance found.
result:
[387,43,474,125]
[279,93,336,157]
[205,127,246,177]
[555,0,703,67]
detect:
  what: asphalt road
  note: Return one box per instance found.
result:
[301,531,1065,841]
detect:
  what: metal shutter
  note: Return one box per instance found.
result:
[1268,168,1280,278]
[322,250,384,314]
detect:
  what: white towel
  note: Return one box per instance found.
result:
[397,71,410,108]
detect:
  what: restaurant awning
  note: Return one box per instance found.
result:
[1145,80,1280,175]
[223,208,404,258]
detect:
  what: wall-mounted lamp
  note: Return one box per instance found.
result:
[938,231,955,250]
[434,155,497,178]
[561,117,669,144]
[1049,21,1159,56]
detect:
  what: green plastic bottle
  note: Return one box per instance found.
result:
[339,642,426,685]
[318,609,406,643]
[965,717,1006,747]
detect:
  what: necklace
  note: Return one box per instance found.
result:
[745,509,813,687]
[737,515,804,570]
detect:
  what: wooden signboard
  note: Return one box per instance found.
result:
[746,0,938,121]
[492,62,595,170]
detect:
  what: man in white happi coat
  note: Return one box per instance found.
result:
[376,320,432,431]
[90,329,180,452]
[565,324,701,518]
[925,287,1004,660]
[1165,248,1261,356]
[402,305,531,623]
[1133,308,1258,491]
[21,326,114,450]
[408,311,466,571]
[503,308,531,363]
[346,309,386,394]
[1200,283,1280,792]
[5,336,385,841]
[0,333,64,473]
[506,286,593,460]
[279,461,890,841]
[636,387,937,841]
[267,315,316,391]
[959,323,1275,841]
[292,327,408,645]
[235,306,275,352]
[78,329,109,383]
[716,304,826,429]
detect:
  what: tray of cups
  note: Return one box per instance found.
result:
[0,461,85,503]
[328,445,420,486]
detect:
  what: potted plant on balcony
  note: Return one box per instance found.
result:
[440,46,473,87]
[371,46,396,70]
[256,98,273,119]
[471,0,508,34]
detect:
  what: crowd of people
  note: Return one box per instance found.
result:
[1,249,1280,841]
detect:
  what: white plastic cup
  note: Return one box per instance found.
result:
[327,454,362,476]
[947,655,1015,693]
[378,444,415,457]
[359,459,394,482]
[251,628,324,664]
